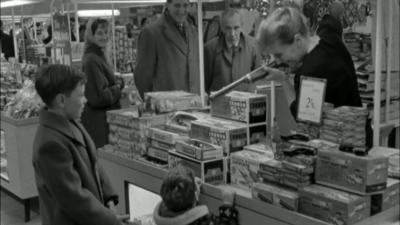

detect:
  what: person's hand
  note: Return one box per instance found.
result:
[107,200,117,215]
[115,77,125,90]
[262,66,289,82]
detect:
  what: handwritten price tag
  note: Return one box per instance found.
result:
[297,76,327,124]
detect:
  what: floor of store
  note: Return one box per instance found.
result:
[0,188,41,225]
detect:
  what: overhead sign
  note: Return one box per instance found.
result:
[297,76,327,124]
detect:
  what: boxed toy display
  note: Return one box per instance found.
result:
[144,91,202,113]
[168,150,226,185]
[370,178,400,215]
[251,182,299,211]
[316,149,388,194]
[210,91,267,124]
[190,117,248,155]
[230,150,274,190]
[299,184,371,225]
[175,139,223,160]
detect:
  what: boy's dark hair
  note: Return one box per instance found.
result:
[160,165,196,212]
[35,64,86,107]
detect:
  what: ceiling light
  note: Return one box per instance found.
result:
[0,0,40,8]
[77,9,120,17]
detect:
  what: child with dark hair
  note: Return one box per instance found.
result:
[154,165,239,225]
[33,64,133,225]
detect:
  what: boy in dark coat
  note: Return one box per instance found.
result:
[33,65,132,225]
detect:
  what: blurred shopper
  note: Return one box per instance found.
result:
[135,0,200,98]
[81,18,124,148]
[317,1,345,43]
[204,8,262,93]
[33,64,133,225]
[0,20,15,60]
[42,25,52,45]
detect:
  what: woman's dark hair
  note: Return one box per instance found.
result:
[90,18,109,35]
[35,64,86,107]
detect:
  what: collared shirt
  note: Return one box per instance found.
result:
[165,9,187,39]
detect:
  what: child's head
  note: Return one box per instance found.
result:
[160,165,197,212]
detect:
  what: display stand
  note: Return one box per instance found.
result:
[98,150,399,225]
[0,114,39,222]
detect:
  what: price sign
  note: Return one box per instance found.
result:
[297,76,327,124]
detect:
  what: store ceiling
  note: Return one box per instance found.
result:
[1,0,223,16]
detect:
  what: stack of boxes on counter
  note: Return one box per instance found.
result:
[102,89,399,224]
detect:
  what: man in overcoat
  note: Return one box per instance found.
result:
[204,8,262,93]
[134,0,200,98]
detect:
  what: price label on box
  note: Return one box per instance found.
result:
[297,76,327,124]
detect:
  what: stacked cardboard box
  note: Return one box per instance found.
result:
[168,150,226,185]
[211,91,267,144]
[144,91,202,114]
[146,125,188,163]
[190,116,248,155]
[230,149,274,190]
[319,106,369,147]
[251,182,299,211]
[370,178,400,215]
[106,107,169,159]
[299,184,371,225]
[315,149,388,195]
[175,139,223,161]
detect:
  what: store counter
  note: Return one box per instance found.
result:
[99,150,400,225]
[0,114,39,222]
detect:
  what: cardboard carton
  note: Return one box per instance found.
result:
[230,150,274,190]
[370,178,400,215]
[316,149,388,194]
[251,182,299,211]
[190,117,247,155]
[211,91,266,124]
[168,151,226,185]
[175,139,223,160]
[299,184,370,225]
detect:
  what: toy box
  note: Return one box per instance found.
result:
[211,91,266,124]
[175,139,223,160]
[370,178,400,215]
[147,146,169,163]
[190,117,247,155]
[169,151,226,185]
[106,107,169,130]
[144,91,202,113]
[316,149,388,194]
[230,150,274,190]
[243,143,275,157]
[251,182,299,211]
[148,125,188,145]
[299,184,370,225]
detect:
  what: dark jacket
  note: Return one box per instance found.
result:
[33,108,121,225]
[317,14,343,44]
[204,33,262,93]
[134,11,200,98]
[81,43,121,148]
[1,30,15,60]
[291,37,362,116]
